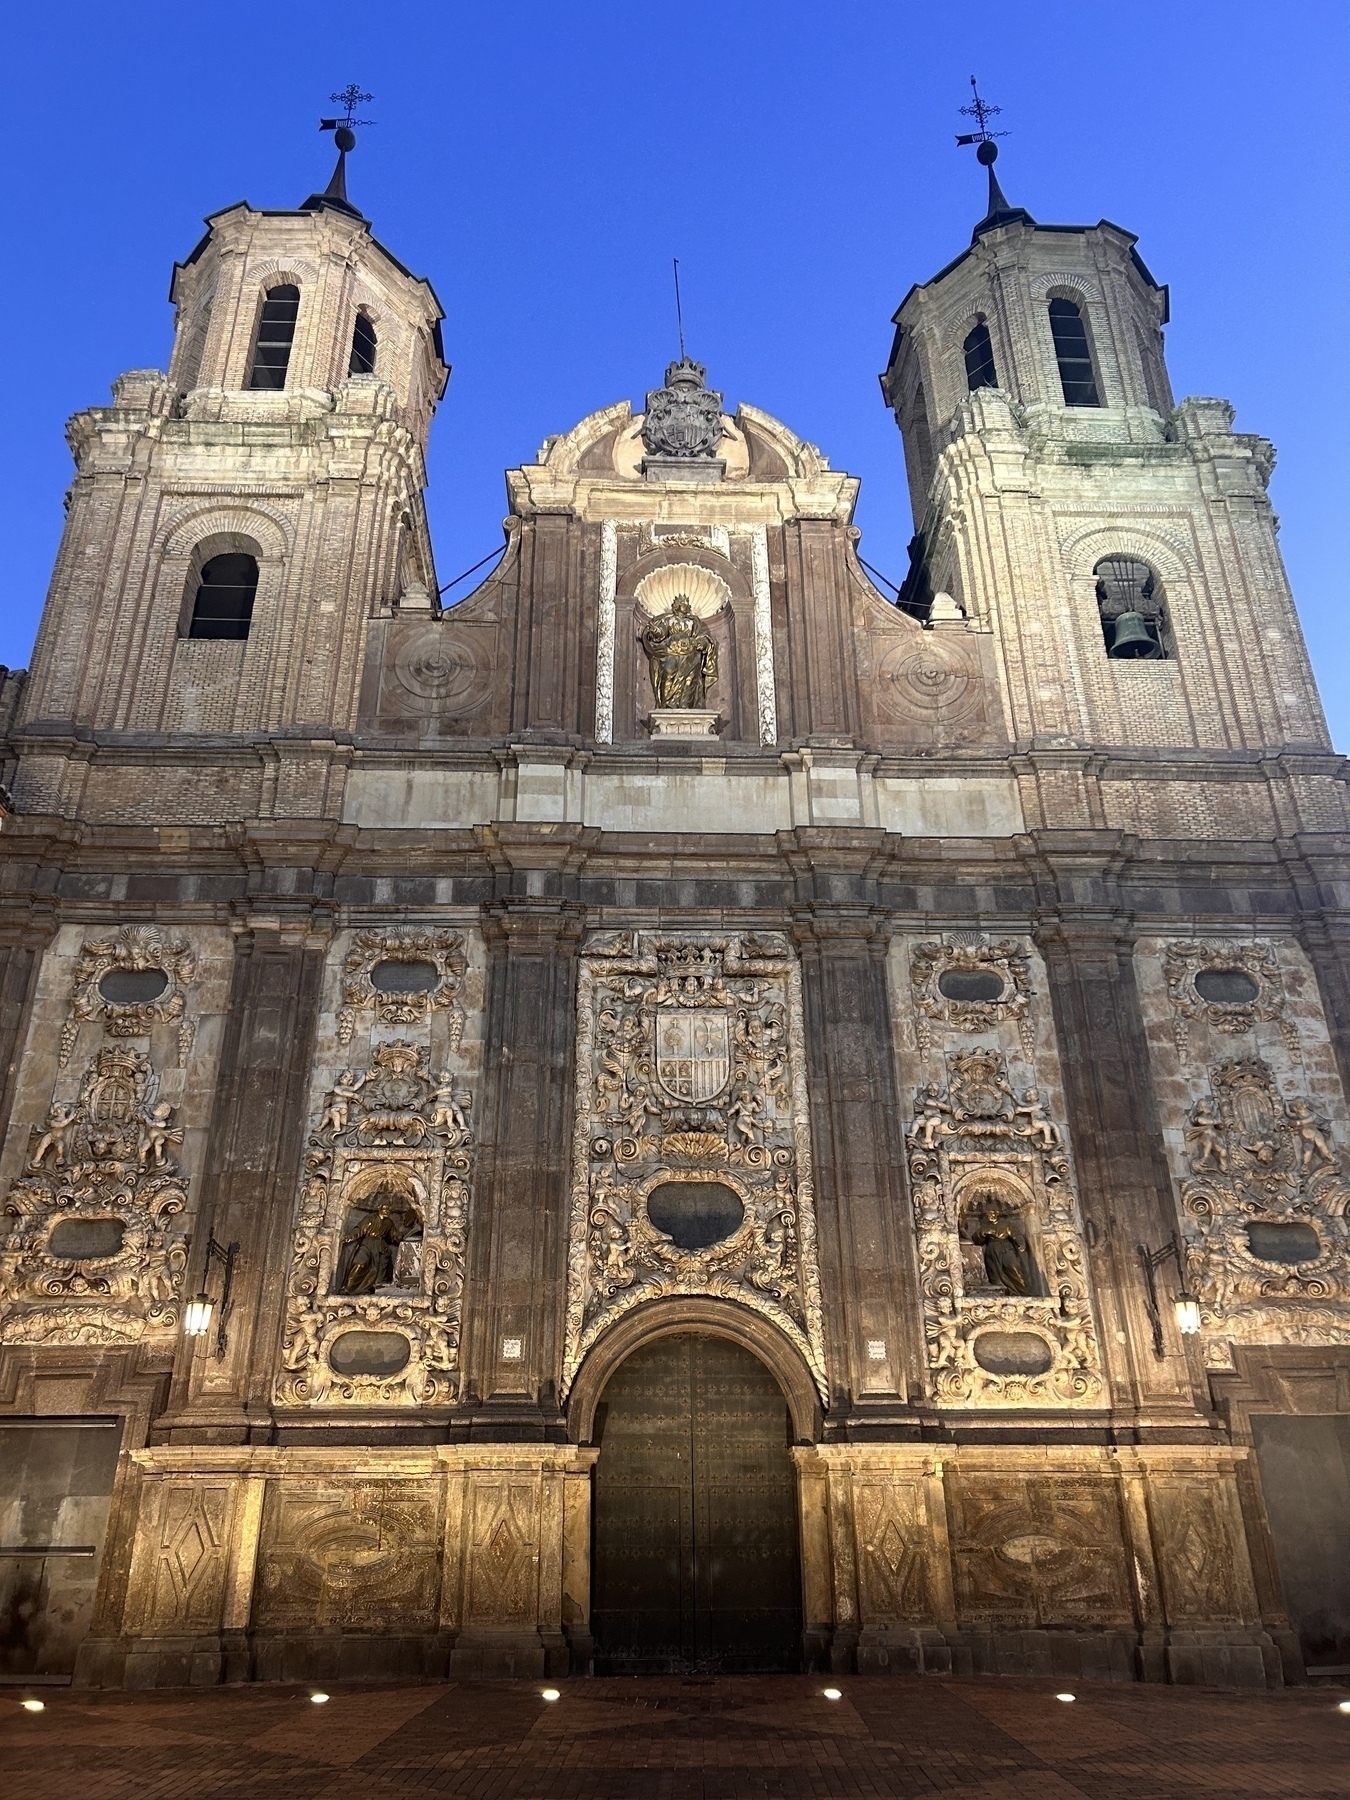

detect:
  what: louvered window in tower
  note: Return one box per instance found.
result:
[963,319,998,390]
[247,285,300,390]
[349,312,377,375]
[188,553,259,640]
[1048,297,1100,406]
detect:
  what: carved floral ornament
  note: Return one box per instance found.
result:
[275,1039,474,1407]
[563,931,826,1401]
[336,927,467,1047]
[1179,1056,1350,1359]
[909,937,1033,1057]
[908,1040,1103,1406]
[60,924,196,1068]
[1,1046,189,1345]
[1161,940,1295,1056]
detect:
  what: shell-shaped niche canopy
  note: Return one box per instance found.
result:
[633,562,732,621]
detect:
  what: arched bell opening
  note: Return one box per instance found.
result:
[571,1300,817,1675]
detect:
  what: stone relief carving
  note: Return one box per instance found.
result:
[909,938,1033,1057]
[60,924,196,1068]
[948,1473,1134,1625]
[275,1039,473,1407]
[335,927,467,1047]
[907,1046,1102,1406]
[1162,940,1295,1056]
[1179,1055,1350,1350]
[254,1479,441,1629]
[1,1045,189,1344]
[562,931,826,1399]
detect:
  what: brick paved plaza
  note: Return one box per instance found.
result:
[2,1676,1348,1799]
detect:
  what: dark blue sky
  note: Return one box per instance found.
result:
[4,2,1346,743]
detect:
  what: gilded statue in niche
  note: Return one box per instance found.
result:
[964,1191,1044,1297]
[336,1176,423,1295]
[563,931,825,1400]
[640,595,718,707]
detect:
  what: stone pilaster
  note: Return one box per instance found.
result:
[462,897,585,1429]
[1026,837,1204,1419]
[790,901,918,1418]
[158,916,329,1440]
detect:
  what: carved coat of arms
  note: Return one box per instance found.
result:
[655,1010,731,1103]
[641,359,726,460]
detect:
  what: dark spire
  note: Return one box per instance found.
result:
[955,77,1034,240]
[300,85,373,219]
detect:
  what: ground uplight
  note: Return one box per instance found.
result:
[823,1687,842,1701]
[20,1700,45,1713]
[1056,1693,1076,1703]
[310,1692,330,1704]
[542,1688,561,1702]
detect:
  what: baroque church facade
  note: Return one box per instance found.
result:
[2,133,1349,1690]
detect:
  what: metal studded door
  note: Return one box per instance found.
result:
[591,1333,802,1673]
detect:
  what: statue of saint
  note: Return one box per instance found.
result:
[965,1192,1042,1297]
[336,1193,421,1294]
[640,595,718,708]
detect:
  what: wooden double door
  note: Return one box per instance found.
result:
[591,1333,803,1673]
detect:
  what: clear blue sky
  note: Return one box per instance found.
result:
[4,2,1347,744]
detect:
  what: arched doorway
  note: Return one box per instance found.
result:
[591,1332,803,1673]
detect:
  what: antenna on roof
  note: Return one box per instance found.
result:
[672,258,687,362]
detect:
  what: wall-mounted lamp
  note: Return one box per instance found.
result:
[182,1234,238,1359]
[1138,1232,1200,1359]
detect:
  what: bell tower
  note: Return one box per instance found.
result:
[15,100,449,821]
[880,106,1330,762]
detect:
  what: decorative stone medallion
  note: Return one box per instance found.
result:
[336,928,467,1047]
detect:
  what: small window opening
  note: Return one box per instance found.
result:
[963,318,998,391]
[349,312,377,376]
[1095,555,1168,659]
[247,284,300,390]
[188,552,259,640]
[1048,297,1100,406]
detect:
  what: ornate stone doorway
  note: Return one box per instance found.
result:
[590,1332,802,1673]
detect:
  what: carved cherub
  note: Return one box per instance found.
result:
[1014,1088,1061,1151]
[430,1076,472,1136]
[1286,1099,1337,1173]
[910,1084,951,1150]
[30,1101,78,1170]
[137,1102,183,1170]
[319,1069,366,1137]
[928,1294,964,1369]
[1184,1098,1228,1172]
[283,1309,324,1371]
[728,1086,763,1145]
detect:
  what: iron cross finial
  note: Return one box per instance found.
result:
[956,76,1008,149]
[320,85,375,137]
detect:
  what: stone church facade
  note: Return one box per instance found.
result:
[2,142,1349,1690]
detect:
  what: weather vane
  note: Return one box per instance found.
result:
[320,85,375,147]
[956,77,1008,150]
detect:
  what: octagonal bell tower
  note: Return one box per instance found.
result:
[880,137,1331,767]
[15,123,449,822]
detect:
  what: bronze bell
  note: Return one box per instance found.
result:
[1109,611,1162,658]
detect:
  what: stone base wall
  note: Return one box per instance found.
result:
[798,1443,1287,1689]
[70,1437,1288,1689]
